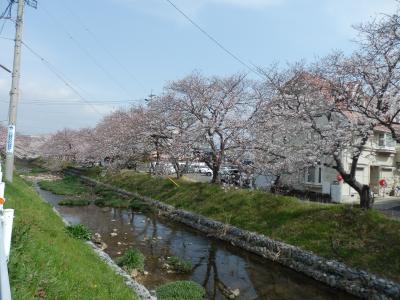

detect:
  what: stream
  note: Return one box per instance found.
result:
[35,181,356,300]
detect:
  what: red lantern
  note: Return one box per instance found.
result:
[379,179,386,187]
[336,175,343,182]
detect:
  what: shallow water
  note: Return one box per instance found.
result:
[36,185,356,300]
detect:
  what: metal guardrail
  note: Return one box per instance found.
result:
[0,164,13,300]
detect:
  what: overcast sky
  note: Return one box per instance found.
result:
[0,0,398,134]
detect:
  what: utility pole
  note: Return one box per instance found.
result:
[5,0,25,182]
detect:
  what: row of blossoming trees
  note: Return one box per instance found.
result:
[41,10,400,209]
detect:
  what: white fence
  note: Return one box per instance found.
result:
[0,165,14,300]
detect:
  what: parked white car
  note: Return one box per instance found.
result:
[190,162,207,173]
[199,166,213,176]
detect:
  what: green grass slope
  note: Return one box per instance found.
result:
[5,175,137,300]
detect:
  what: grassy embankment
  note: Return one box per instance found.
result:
[5,175,138,299]
[88,169,400,282]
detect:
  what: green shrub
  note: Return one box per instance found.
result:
[156,281,205,300]
[59,199,91,206]
[94,196,129,208]
[94,188,130,208]
[166,256,193,273]
[82,166,102,178]
[38,176,88,195]
[94,198,106,207]
[117,249,145,272]
[66,224,92,240]
[129,199,153,213]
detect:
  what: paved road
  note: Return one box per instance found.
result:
[183,173,212,183]
[373,197,400,219]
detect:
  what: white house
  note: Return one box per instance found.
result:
[281,126,400,203]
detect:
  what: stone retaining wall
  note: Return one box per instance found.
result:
[66,169,400,300]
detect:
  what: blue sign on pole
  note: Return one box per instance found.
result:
[6,125,15,154]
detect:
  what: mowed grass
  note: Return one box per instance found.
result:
[5,175,137,300]
[96,170,400,282]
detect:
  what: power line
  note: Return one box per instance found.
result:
[63,3,147,92]
[40,4,136,100]
[0,19,7,35]
[0,98,145,105]
[0,35,13,40]
[21,40,104,116]
[164,0,263,78]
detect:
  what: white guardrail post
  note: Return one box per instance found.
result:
[0,164,13,300]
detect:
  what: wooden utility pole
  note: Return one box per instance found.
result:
[5,0,25,182]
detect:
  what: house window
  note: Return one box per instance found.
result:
[307,166,315,183]
[318,167,322,183]
[378,133,385,147]
[305,166,322,184]
[378,133,396,148]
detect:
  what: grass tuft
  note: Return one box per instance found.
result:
[66,224,92,240]
[166,256,193,273]
[117,249,145,272]
[94,187,130,208]
[156,281,205,300]
[129,199,153,213]
[59,199,91,206]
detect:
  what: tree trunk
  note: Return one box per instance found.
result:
[175,166,182,179]
[211,165,220,183]
[359,184,372,209]
[271,175,281,194]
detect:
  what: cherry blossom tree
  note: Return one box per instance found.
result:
[165,72,256,183]
[145,95,197,178]
[91,106,150,169]
[0,124,7,156]
[253,65,375,208]
[321,9,400,141]
[41,128,80,161]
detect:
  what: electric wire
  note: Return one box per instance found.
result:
[0,18,7,35]
[0,98,145,105]
[164,0,263,78]
[40,4,136,100]
[63,3,147,91]
[0,1,13,20]
[21,40,104,116]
